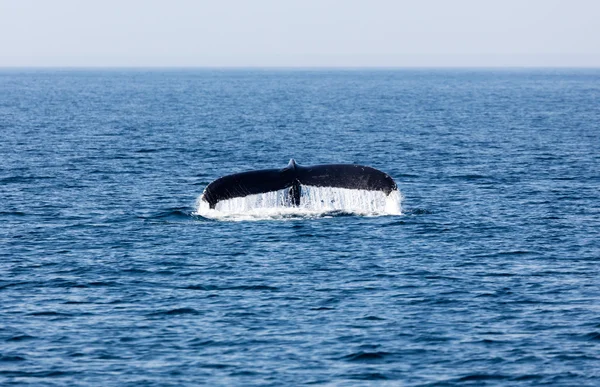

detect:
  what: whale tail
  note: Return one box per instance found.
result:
[202,159,397,209]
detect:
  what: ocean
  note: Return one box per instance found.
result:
[1,69,599,385]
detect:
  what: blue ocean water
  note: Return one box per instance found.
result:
[1,69,599,386]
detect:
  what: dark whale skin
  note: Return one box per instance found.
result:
[202,159,397,209]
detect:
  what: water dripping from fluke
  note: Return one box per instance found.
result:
[194,186,402,221]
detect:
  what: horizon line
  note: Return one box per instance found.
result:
[1,65,600,70]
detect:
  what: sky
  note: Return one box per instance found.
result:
[0,0,599,67]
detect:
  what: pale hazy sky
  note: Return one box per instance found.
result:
[1,0,599,67]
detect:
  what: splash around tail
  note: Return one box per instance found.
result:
[194,187,401,220]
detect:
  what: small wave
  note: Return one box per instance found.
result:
[6,334,35,342]
[513,375,544,381]
[96,352,122,360]
[484,272,516,277]
[200,363,232,369]
[0,370,72,378]
[187,338,217,347]
[494,250,535,256]
[224,284,279,291]
[554,354,598,361]
[28,311,71,317]
[0,176,55,184]
[360,315,386,321]
[184,284,214,291]
[228,370,262,377]
[142,208,192,220]
[0,355,26,362]
[450,174,490,180]
[341,351,392,362]
[0,211,26,217]
[184,284,278,291]
[346,372,389,380]
[458,374,508,381]
[382,220,406,227]
[151,307,200,316]
[406,208,432,215]
[88,281,118,287]
[0,282,25,290]
[584,331,600,341]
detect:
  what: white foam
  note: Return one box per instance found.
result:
[193,186,402,221]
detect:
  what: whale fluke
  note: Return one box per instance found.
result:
[202,159,397,209]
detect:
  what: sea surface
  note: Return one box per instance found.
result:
[1,69,599,386]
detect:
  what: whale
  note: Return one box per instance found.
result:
[202,159,397,209]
